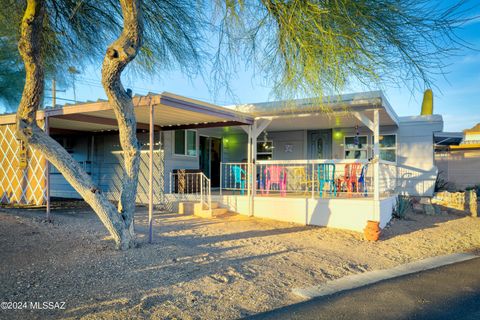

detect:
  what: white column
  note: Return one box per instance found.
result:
[373,109,380,220]
[242,119,270,218]
[148,104,154,243]
[251,125,257,217]
[246,125,253,216]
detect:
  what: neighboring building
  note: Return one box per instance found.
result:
[434,131,463,151]
[462,123,480,145]
[0,91,444,232]
[435,123,480,190]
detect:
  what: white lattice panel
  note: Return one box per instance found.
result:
[0,122,47,205]
[102,150,165,205]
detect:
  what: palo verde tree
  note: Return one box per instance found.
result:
[11,0,473,249]
[12,0,202,249]
[213,0,475,101]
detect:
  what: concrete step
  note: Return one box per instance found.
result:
[179,201,224,217]
[194,207,229,218]
[212,207,228,216]
[193,204,228,218]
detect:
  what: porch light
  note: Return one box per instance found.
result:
[334,131,343,140]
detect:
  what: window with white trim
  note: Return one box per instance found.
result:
[174,130,197,156]
[379,134,396,162]
[257,141,273,160]
[344,136,368,159]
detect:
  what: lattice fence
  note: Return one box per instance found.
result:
[0,122,47,206]
[101,150,165,206]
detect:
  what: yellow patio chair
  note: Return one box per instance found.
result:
[288,166,316,194]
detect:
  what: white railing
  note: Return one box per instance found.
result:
[169,171,212,212]
[378,160,398,196]
[220,162,249,194]
[221,159,376,198]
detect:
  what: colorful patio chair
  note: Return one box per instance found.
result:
[264,165,287,196]
[357,164,369,196]
[289,166,313,194]
[317,163,336,197]
[340,163,362,193]
[231,165,246,195]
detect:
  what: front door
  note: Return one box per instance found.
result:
[199,136,222,187]
[309,130,332,159]
[210,138,221,187]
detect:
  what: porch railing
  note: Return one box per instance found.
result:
[221,159,385,198]
[169,171,212,212]
[378,160,398,196]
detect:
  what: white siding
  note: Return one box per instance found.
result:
[395,115,443,196]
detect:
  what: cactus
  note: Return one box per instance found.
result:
[393,195,412,219]
[421,89,433,115]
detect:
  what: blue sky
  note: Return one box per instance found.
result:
[43,4,480,132]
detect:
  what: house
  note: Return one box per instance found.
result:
[0,91,443,232]
[462,123,480,145]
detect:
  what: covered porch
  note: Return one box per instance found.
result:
[169,92,401,232]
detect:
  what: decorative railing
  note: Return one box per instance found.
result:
[378,160,398,196]
[221,159,381,198]
[169,171,212,212]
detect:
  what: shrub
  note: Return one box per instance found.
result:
[393,195,412,219]
[434,172,454,192]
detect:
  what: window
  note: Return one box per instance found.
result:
[257,141,273,160]
[174,130,197,156]
[379,134,397,162]
[344,136,368,159]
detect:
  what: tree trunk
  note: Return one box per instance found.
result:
[101,0,143,241]
[15,0,140,250]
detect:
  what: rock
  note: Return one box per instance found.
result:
[413,203,424,213]
[419,197,431,205]
[424,204,436,215]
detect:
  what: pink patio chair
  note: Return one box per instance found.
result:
[264,165,287,196]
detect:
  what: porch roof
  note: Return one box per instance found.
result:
[0,92,254,133]
[228,91,399,131]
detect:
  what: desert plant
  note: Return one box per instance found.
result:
[434,172,454,192]
[465,185,480,197]
[393,195,412,219]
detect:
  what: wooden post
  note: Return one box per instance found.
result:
[148,103,154,243]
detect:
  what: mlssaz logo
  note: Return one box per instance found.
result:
[30,301,66,310]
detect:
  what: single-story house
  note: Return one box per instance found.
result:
[0,91,443,232]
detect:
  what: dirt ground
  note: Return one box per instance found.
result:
[0,202,479,320]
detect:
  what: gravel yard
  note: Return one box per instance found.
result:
[1,202,479,319]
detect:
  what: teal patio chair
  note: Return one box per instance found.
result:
[317,163,337,197]
[231,165,246,195]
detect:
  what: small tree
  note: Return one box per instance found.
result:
[11,0,473,249]
[12,0,202,249]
